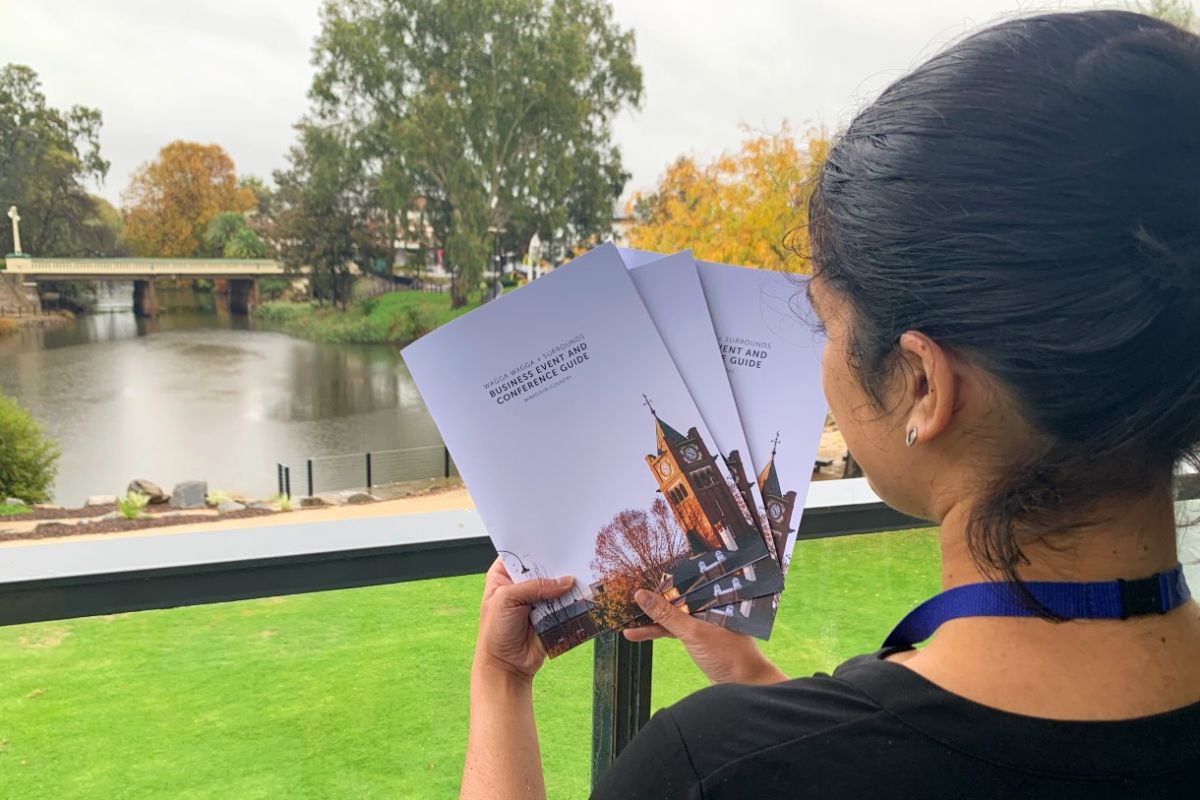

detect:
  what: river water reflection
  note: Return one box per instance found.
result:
[0,309,442,505]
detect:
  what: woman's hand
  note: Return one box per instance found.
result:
[463,559,568,800]
[474,558,575,682]
[624,590,788,686]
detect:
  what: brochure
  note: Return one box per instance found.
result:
[691,260,828,638]
[401,243,773,656]
[621,249,783,614]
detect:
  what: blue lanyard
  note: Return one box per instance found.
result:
[884,564,1192,648]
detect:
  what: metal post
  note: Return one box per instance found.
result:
[591,633,653,789]
[284,466,292,499]
[366,452,373,489]
[276,463,284,497]
[444,447,451,479]
[306,458,314,497]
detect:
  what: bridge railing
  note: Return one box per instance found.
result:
[1,474,1196,788]
[3,256,287,277]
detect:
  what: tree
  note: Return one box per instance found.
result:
[310,0,642,306]
[0,64,115,256]
[121,141,255,257]
[1129,0,1198,30]
[589,497,689,627]
[202,211,268,258]
[0,394,59,504]
[628,124,829,271]
[273,124,387,307]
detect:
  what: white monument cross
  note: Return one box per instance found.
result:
[7,205,21,255]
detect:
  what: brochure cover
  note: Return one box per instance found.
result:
[621,248,783,613]
[401,243,771,656]
[692,260,828,638]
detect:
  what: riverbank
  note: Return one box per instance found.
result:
[0,311,75,336]
[0,479,473,545]
[256,289,495,345]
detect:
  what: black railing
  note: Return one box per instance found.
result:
[0,475,1196,788]
[277,445,457,497]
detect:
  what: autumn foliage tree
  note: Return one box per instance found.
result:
[589,497,689,628]
[122,141,255,257]
[628,124,829,272]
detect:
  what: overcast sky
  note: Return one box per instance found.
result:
[2,0,1111,206]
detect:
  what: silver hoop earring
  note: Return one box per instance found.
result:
[905,427,918,447]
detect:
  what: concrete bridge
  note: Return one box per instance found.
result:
[2,254,291,317]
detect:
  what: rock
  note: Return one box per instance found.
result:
[4,497,26,507]
[231,493,253,505]
[85,495,117,507]
[217,501,246,514]
[299,496,328,508]
[32,503,62,511]
[169,481,208,510]
[128,479,168,504]
[249,501,278,512]
[346,492,378,505]
[97,511,124,522]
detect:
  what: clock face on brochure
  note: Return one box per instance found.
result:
[658,460,673,477]
[682,444,701,463]
[768,501,784,522]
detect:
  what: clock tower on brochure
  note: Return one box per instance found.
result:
[757,433,798,562]
[642,395,753,554]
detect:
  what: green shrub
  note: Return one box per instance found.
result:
[117,490,150,520]
[0,395,59,503]
[255,301,314,325]
[271,493,295,512]
[259,278,291,301]
[206,489,233,507]
[0,502,31,516]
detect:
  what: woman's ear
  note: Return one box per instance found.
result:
[897,331,957,446]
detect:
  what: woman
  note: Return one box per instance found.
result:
[461,10,1200,798]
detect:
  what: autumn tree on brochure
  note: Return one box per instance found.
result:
[589,497,689,628]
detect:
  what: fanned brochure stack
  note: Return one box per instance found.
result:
[402,243,826,656]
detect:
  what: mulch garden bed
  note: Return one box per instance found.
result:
[0,507,280,543]
[0,501,259,523]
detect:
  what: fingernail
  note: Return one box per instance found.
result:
[557,576,574,588]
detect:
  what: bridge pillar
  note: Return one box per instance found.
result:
[229,279,260,315]
[133,279,159,318]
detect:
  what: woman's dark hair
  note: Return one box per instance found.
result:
[807,10,1200,590]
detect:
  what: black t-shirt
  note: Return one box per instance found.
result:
[591,649,1200,799]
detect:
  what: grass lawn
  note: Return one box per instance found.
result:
[256,287,512,346]
[0,503,31,516]
[0,528,939,799]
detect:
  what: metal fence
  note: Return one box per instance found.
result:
[0,303,38,317]
[277,445,458,497]
[0,474,1196,789]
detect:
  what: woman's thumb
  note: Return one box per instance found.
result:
[635,589,694,636]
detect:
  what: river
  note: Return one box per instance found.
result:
[0,287,443,506]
